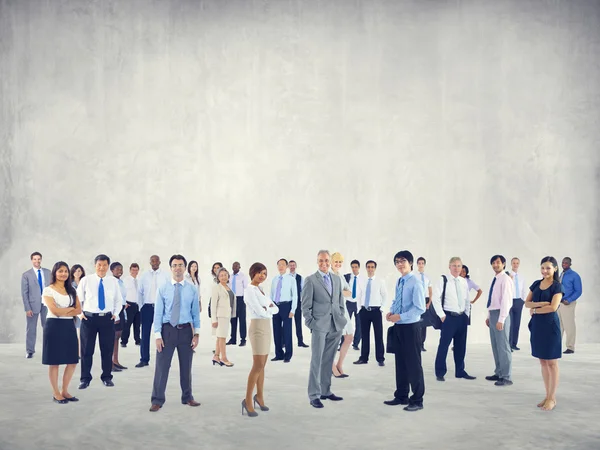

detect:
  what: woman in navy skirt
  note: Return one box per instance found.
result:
[525,256,564,411]
[42,262,81,404]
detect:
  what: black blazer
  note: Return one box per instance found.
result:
[295,274,303,307]
[344,273,351,283]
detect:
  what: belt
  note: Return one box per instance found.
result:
[276,301,291,304]
[444,310,465,317]
[164,323,191,329]
[362,306,381,311]
[126,301,138,306]
[143,303,155,307]
[84,312,112,317]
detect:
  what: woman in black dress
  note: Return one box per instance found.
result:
[525,256,564,411]
[42,262,81,403]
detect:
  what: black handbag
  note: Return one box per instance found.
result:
[428,275,447,330]
[386,326,395,354]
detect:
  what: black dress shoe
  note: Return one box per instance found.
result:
[271,357,284,362]
[421,347,427,352]
[26,353,33,359]
[404,404,423,412]
[135,342,141,346]
[494,378,513,386]
[120,343,127,348]
[485,375,500,381]
[456,373,476,380]
[320,394,343,401]
[64,396,79,402]
[239,340,246,347]
[310,399,324,408]
[378,361,385,367]
[115,364,128,370]
[103,380,115,387]
[298,343,309,348]
[283,359,291,363]
[135,361,149,368]
[53,397,68,404]
[564,349,574,354]
[112,366,122,372]
[353,359,368,365]
[436,376,445,382]
[512,346,520,351]
[352,345,360,351]
[384,398,409,406]
[226,340,236,346]
[78,381,90,390]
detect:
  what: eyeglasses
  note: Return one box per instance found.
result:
[171,264,185,268]
[394,259,408,265]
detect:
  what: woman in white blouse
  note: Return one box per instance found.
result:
[330,252,355,378]
[242,262,279,417]
[42,262,82,404]
[185,260,202,312]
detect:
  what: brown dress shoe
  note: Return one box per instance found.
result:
[186,400,201,407]
[149,404,161,412]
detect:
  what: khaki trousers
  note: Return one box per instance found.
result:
[558,301,577,351]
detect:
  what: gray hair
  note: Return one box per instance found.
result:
[216,267,230,280]
[317,249,331,257]
[449,257,462,264]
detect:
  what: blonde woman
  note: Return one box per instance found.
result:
[211,267,236,367]
[330,252,354,378]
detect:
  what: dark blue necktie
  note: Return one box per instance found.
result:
[99,278,106,310]
[352,276,357,299]
[487,277,496,308]
[37,269,43,294]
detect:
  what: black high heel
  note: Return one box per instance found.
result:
[241,399,258,417]
[253,395,269,411]
[212,359,224,366]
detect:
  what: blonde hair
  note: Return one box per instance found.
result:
[331,252,344,262]
[449,257,462,264]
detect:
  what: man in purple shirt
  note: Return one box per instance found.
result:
[485,255,514,386]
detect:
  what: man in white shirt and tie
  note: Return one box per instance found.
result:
[270,259,298,363]
[344,260,363,351]
[136,255,170,368]
[353,260,387,366]
[416,257,433,352]
[432,257,476,382]
[77,254,123,389]
[509,257,526,351]
[227,261,249,346]
[21,251,51,358]
[121,263,141,347]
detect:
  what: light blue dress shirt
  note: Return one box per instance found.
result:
[270,273,299,311]
[561,269,582,304]
[138,269,170,306]
[154,279,201,338]
[390,272,426,324]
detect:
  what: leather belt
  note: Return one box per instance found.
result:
[126,301,137,306]
[84,312,111,317]
[444,310,464,317]
[165,323,191,329]
[362,306,381,311]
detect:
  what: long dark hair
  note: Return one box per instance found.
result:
[71,264,86,285]
[188,260,199,285]
[51,261,77,306]
[540,256,560,283]
[211,262,223,283]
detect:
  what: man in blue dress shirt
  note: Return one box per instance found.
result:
[558,257,583,354]
[149,254,201,412]
[384,250,426,412]
[270,258,298,363]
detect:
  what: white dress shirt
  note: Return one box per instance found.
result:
[32,266,46,287]
[432,274,470,319]
[229,271,249,297]
[357,276,388,309]
[415,271,432,298]
[510,271,527,299]
[77,273,123,317]
[138,269,170,306]
[184,273,202,300]
[123,275,140,304]
[244,285,279,319]
[346,273,364,303]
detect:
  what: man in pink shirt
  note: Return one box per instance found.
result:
[485,255,514,386]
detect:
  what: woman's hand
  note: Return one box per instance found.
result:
[212,322,218,328]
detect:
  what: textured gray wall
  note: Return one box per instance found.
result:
[1,0,599,343]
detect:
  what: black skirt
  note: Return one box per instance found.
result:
[42,318,79,365]
[115,306,126,332]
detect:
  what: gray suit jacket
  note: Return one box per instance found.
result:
[21,268,51,313]
[301,271,347,333]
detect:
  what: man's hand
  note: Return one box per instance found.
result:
[212,322,218,328]
[191,335,199,350]
[485,318,490,327]
[156,338,164,353]
[440,316,446,323]
[125,303,130,309]
[112,315,120,323]
[562,300,569,305]
[387,313,401,323]
[289,312,294,319]
[496,322,504,331]
[426,302,431,310]
[26,310,33,318]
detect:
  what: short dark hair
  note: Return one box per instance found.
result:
[110,262,123,271]
[30,252,42,260]
[394,251,414,269]
[130,263,139,269]
[563,257,572,263]
[95,254,110,265]
[169,254,187,268]
[490,255,506,267]
[366,260,377,268]
[277,258,289,265]
[289,260,296,264]
[417,257,426,264]
[249,262,267,280]
[350,260,360,267]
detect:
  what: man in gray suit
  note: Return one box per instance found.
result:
[301,250,347,408]
[21,251,51,358]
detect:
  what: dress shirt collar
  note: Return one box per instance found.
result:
[94,273,108,280]
[171,278,184,286]
[494,271,504,279]
[447,274,461,281]
[32,266,42,272]
[318,270,329,277]
[366,275,376,280]
[400,272,414,281]
[290,272,297,277]
[277,272,286,278]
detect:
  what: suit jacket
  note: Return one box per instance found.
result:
[294,274,303,308]
[301,271,347,333]
[21,267,51,313]
[211,284,235,322]
[344,273,351,283]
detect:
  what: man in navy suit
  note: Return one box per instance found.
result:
[290,260,308,348]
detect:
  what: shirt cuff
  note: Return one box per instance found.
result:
[154,332,162,339]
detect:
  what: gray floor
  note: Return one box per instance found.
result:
[1,337,599,450]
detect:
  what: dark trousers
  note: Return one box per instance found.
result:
[80,314,115,383]
[151,324,194,406]
[121,302,141,345]
[420,297,430,347]
[229,296,247,343]
[140,304,154,363]
[434,313,468,378]
[393,323,425,407]
[359,307,384,362]
[294,300,305,344]
[509,298,524,348]
[272,301,293,360]
[346,301,361,347]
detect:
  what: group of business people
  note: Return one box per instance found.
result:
[22,248,582,413]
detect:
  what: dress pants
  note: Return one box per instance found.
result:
[489,310,512,380]
[392,322,425,407]
[434,313,468,377]
[359,307,384,362]
[229,296,247,343]
[558,301,577,351]
[345,301,361,347]
[294,300,305,345]
[272,301,293,360]
[80,314,115,383]
[121,302,141,345]
[509,298,524,348]
[25,305,47,354]
[140,304,155,364]
[151,324,194,406]
[308,325,343,401]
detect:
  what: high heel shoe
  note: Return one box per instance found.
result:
[241,399,258,417]
[212,359,224,366]
[253,395,269,411]
[222,361,234,367]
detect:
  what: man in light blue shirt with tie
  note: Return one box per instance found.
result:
[150,254,201,412]
[384,250,426,412]
[270,258,298,363]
